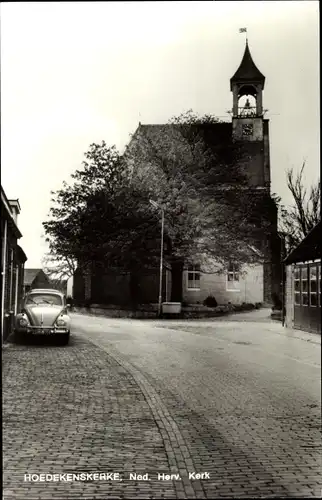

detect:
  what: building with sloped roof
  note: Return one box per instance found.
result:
[284,221,321,333]
[23,268,51,295]
[1,186,28,341]
[74,40,282,309]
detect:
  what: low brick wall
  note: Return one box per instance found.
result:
[72,303,241,319]
[73,306,157,319]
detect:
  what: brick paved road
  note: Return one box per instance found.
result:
[3,335,179,499]
[3,312,322,499]
[72,313,321,498]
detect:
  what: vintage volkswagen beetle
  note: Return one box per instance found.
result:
[14,289,71,345]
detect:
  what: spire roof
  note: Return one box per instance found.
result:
[230,41,265,89]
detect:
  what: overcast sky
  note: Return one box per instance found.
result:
[1,1,319,268]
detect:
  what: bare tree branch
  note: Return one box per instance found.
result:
[277,160,320,252]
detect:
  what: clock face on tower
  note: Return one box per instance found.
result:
[242,123,253,136]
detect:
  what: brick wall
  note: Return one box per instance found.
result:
[3,244,10,313]
[3,234,18,313]
[263,120,271,186]
[266,232,283,304]
[236,140,266,187]
[74,258,266,307]
[11,265,17,313]
[17,263,25,313]
[98,272,130,305]
[84,272,92,301]
[75,261,172,306]
[91,267,169,305]
[2,233,26,340]
[263,261,273,304]
[73,268,85,302]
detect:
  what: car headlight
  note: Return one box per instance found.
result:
[56,318,67,327]
[18,317,29,327]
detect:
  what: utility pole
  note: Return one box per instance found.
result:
[150,200,164,318]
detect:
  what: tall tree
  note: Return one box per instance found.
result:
[43,141,164,305]
[44,111,276,305]
[41,252,76,293]
[276,161,320,253]
[43,142,125,272]
[126,110,275,299]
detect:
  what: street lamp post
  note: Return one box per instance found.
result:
[150,200,164,318]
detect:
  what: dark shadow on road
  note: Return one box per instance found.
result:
[5,333,77,348]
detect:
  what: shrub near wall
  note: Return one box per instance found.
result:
[182,302,262,318]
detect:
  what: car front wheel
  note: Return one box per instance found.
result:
[14,330,23,344]
[14,330,31,344]
[57,332,70,346]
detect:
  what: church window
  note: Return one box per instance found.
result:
[227,263,240,291]
[187,264,200,290]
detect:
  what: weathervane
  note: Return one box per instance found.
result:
[239,27,248,42]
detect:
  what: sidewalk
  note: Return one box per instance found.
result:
[2,335,180,499]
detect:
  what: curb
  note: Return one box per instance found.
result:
[76,330,207,499]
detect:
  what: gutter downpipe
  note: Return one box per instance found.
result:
[14,264,19,315]
[9,249,14,312]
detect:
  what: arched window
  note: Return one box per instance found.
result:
[238,95,257,117]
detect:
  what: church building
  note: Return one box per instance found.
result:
[74,41,282,308]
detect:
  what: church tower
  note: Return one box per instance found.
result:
[230,41,270,188]
[230,39,281,304]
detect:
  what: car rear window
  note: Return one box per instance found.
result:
[26,294,63,306]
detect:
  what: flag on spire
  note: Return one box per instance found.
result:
[239,28,247,33]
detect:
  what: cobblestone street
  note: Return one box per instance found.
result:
[2,3,320,499]
[3,335,178,500]
[3,312,322,499]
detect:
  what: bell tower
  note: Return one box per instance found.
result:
[230,40,265,142]
[229,39,280,305]
[229,39,270,189]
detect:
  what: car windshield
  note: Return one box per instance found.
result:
[26,293,63,306]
